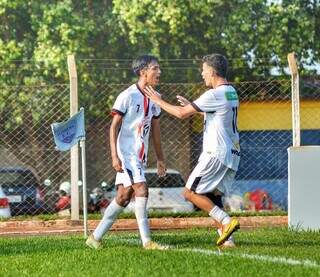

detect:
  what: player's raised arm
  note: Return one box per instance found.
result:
[177,95,204,116]
[144,86,197,119]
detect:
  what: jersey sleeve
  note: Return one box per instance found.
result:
[111,92,128,116]
[152,104,161,119]
[192,89,225,113]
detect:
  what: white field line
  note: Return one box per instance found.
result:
[117,237,320,269]
[180,248,320,268]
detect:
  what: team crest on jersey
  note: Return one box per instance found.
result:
[225,91,238,101]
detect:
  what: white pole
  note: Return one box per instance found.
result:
[67,54,80,220]
[80,139,88,238]
[287,52,300,147]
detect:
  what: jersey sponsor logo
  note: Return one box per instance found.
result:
[231,149,241,156]
[225,91,238,101]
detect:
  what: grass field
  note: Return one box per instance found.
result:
[1,227,319,276]
[0,210,288,221]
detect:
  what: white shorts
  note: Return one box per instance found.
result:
[115,159,146,187]
[186,154,236,195]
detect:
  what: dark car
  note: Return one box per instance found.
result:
[0,167,54,216]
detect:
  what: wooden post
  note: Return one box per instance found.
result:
[67,54,79,220]
[287,52,300,147]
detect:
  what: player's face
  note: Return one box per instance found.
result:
[145,61,161,87]
[201,62,214,87]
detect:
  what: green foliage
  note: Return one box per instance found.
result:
[0,0,318,84]
[113,0,320,78]
[0,0,319,126]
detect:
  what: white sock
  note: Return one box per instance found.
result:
[93,199,124,241]
[135,197,151,246]
[209,205,231,225]
[217,228,234,242]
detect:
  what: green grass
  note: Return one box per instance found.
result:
[0,210,287,221]
[0,227,319,276]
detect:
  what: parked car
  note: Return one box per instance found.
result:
[108,168,194,213]
[0,185,11,218]
[0,167,54,216]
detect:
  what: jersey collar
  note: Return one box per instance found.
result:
[213,83,231,88]
[136,83,145,96]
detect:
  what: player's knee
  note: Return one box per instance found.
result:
[133,183,148,197]
[116,195,131,207]
[135,188,148,197]
[116,189,133,207]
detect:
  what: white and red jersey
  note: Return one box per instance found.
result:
[111,84,161,166]
[192,84,240,171]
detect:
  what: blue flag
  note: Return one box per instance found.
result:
[51,108,85,151]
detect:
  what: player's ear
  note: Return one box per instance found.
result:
[140,67,148,78]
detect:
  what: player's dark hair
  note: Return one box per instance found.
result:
[202,54,228,78]
[132,55,159,76]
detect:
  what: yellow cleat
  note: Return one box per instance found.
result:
[220,240,236,249]
[216,218,240,246]
[143,241,169,250]
[86,234,102,250]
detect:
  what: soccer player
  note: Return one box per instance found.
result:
[144,54,240,247]
[86,55,167,250]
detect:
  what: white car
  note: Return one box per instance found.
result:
[124,168,194,213]
[0,185,11,218]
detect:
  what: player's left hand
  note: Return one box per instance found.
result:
[176,95,190,106]
[157,160,167,177]
[144,86,161,103]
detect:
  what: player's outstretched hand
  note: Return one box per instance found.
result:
[157,160,167,177]
[144,86,161,103]
[176,95,190,107]
[112,156,123,172]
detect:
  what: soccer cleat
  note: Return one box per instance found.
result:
[86,234,102,250]
[216,228,236,249]
[143,241,169,250]
[216,218,240,246]
[220,240,236,249]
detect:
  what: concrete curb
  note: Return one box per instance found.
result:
[0,216,287,236]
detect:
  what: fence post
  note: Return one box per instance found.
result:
[287,52,300,146]
[67,54,80,220]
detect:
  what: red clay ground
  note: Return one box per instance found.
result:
[0,216,287,236]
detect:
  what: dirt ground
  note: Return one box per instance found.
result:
[0,216,287,236]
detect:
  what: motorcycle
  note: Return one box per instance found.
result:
[88,183,113,214]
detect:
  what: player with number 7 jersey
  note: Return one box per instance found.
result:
[86,55,167,251]
[111,83,161,171]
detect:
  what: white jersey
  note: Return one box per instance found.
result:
[192,84,240,171]
[111,84,161,166]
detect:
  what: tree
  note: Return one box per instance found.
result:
[113,0,320,79]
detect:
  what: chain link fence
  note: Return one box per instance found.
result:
[1,59,319,218]
[81,80,293,214]
[0,84,70,216]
